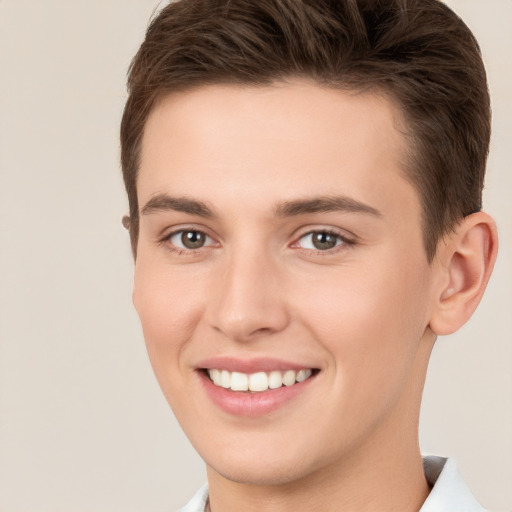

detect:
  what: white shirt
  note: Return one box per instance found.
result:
[178,456,486,512]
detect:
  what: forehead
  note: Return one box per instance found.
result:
[138,81,416,218]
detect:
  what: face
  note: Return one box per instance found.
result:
[133,82,437,486]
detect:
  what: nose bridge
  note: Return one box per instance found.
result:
[207,241,289,341]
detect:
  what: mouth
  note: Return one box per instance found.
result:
[205,368,315,393]
[197,358,320,416]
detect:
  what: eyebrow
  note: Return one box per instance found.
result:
[140,193,381,219]
[141,194,215,217]
[274,196,382,218]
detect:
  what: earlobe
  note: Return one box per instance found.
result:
[429,212,498,336]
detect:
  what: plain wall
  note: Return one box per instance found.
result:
[0,1,510,510]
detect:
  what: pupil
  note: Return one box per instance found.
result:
[182,231,205,249]
[313,232,337,250]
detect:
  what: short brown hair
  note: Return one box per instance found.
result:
[121,0,490,260]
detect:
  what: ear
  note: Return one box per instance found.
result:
[122,215,131,230]
[428,212,498,336]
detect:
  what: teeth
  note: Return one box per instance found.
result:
[210,368,221,386]
[230,372,248,391]
[207,368,313,392]
[296,369,310,382]
[249,372,268,392]
[221,370,231,388]
[282,370,296,386]
[268,370,283,389]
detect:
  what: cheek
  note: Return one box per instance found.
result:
[132,258,206,373]
[132,260,213,424]
[290,257,430,390]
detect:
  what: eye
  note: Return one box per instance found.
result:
[167,229,215,250]
[296,230,349,251]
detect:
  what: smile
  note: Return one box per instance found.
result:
[207,368,313,392]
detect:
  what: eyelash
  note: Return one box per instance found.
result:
[158,228,355,256]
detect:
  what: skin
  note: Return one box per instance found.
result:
[132,81,497,511]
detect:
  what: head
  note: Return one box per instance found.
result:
[120,0,498,498]
[121,0,491,262]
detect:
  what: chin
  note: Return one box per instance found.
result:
[209,459,312,487]
[202,441,327,487]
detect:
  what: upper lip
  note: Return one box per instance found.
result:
[196,356,318,374]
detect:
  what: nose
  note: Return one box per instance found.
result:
[206,247,290,342]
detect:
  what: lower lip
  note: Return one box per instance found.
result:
[198,371,317,417]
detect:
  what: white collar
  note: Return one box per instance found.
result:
[420,455,485,511]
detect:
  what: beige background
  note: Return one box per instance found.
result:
[0,1,510,510]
